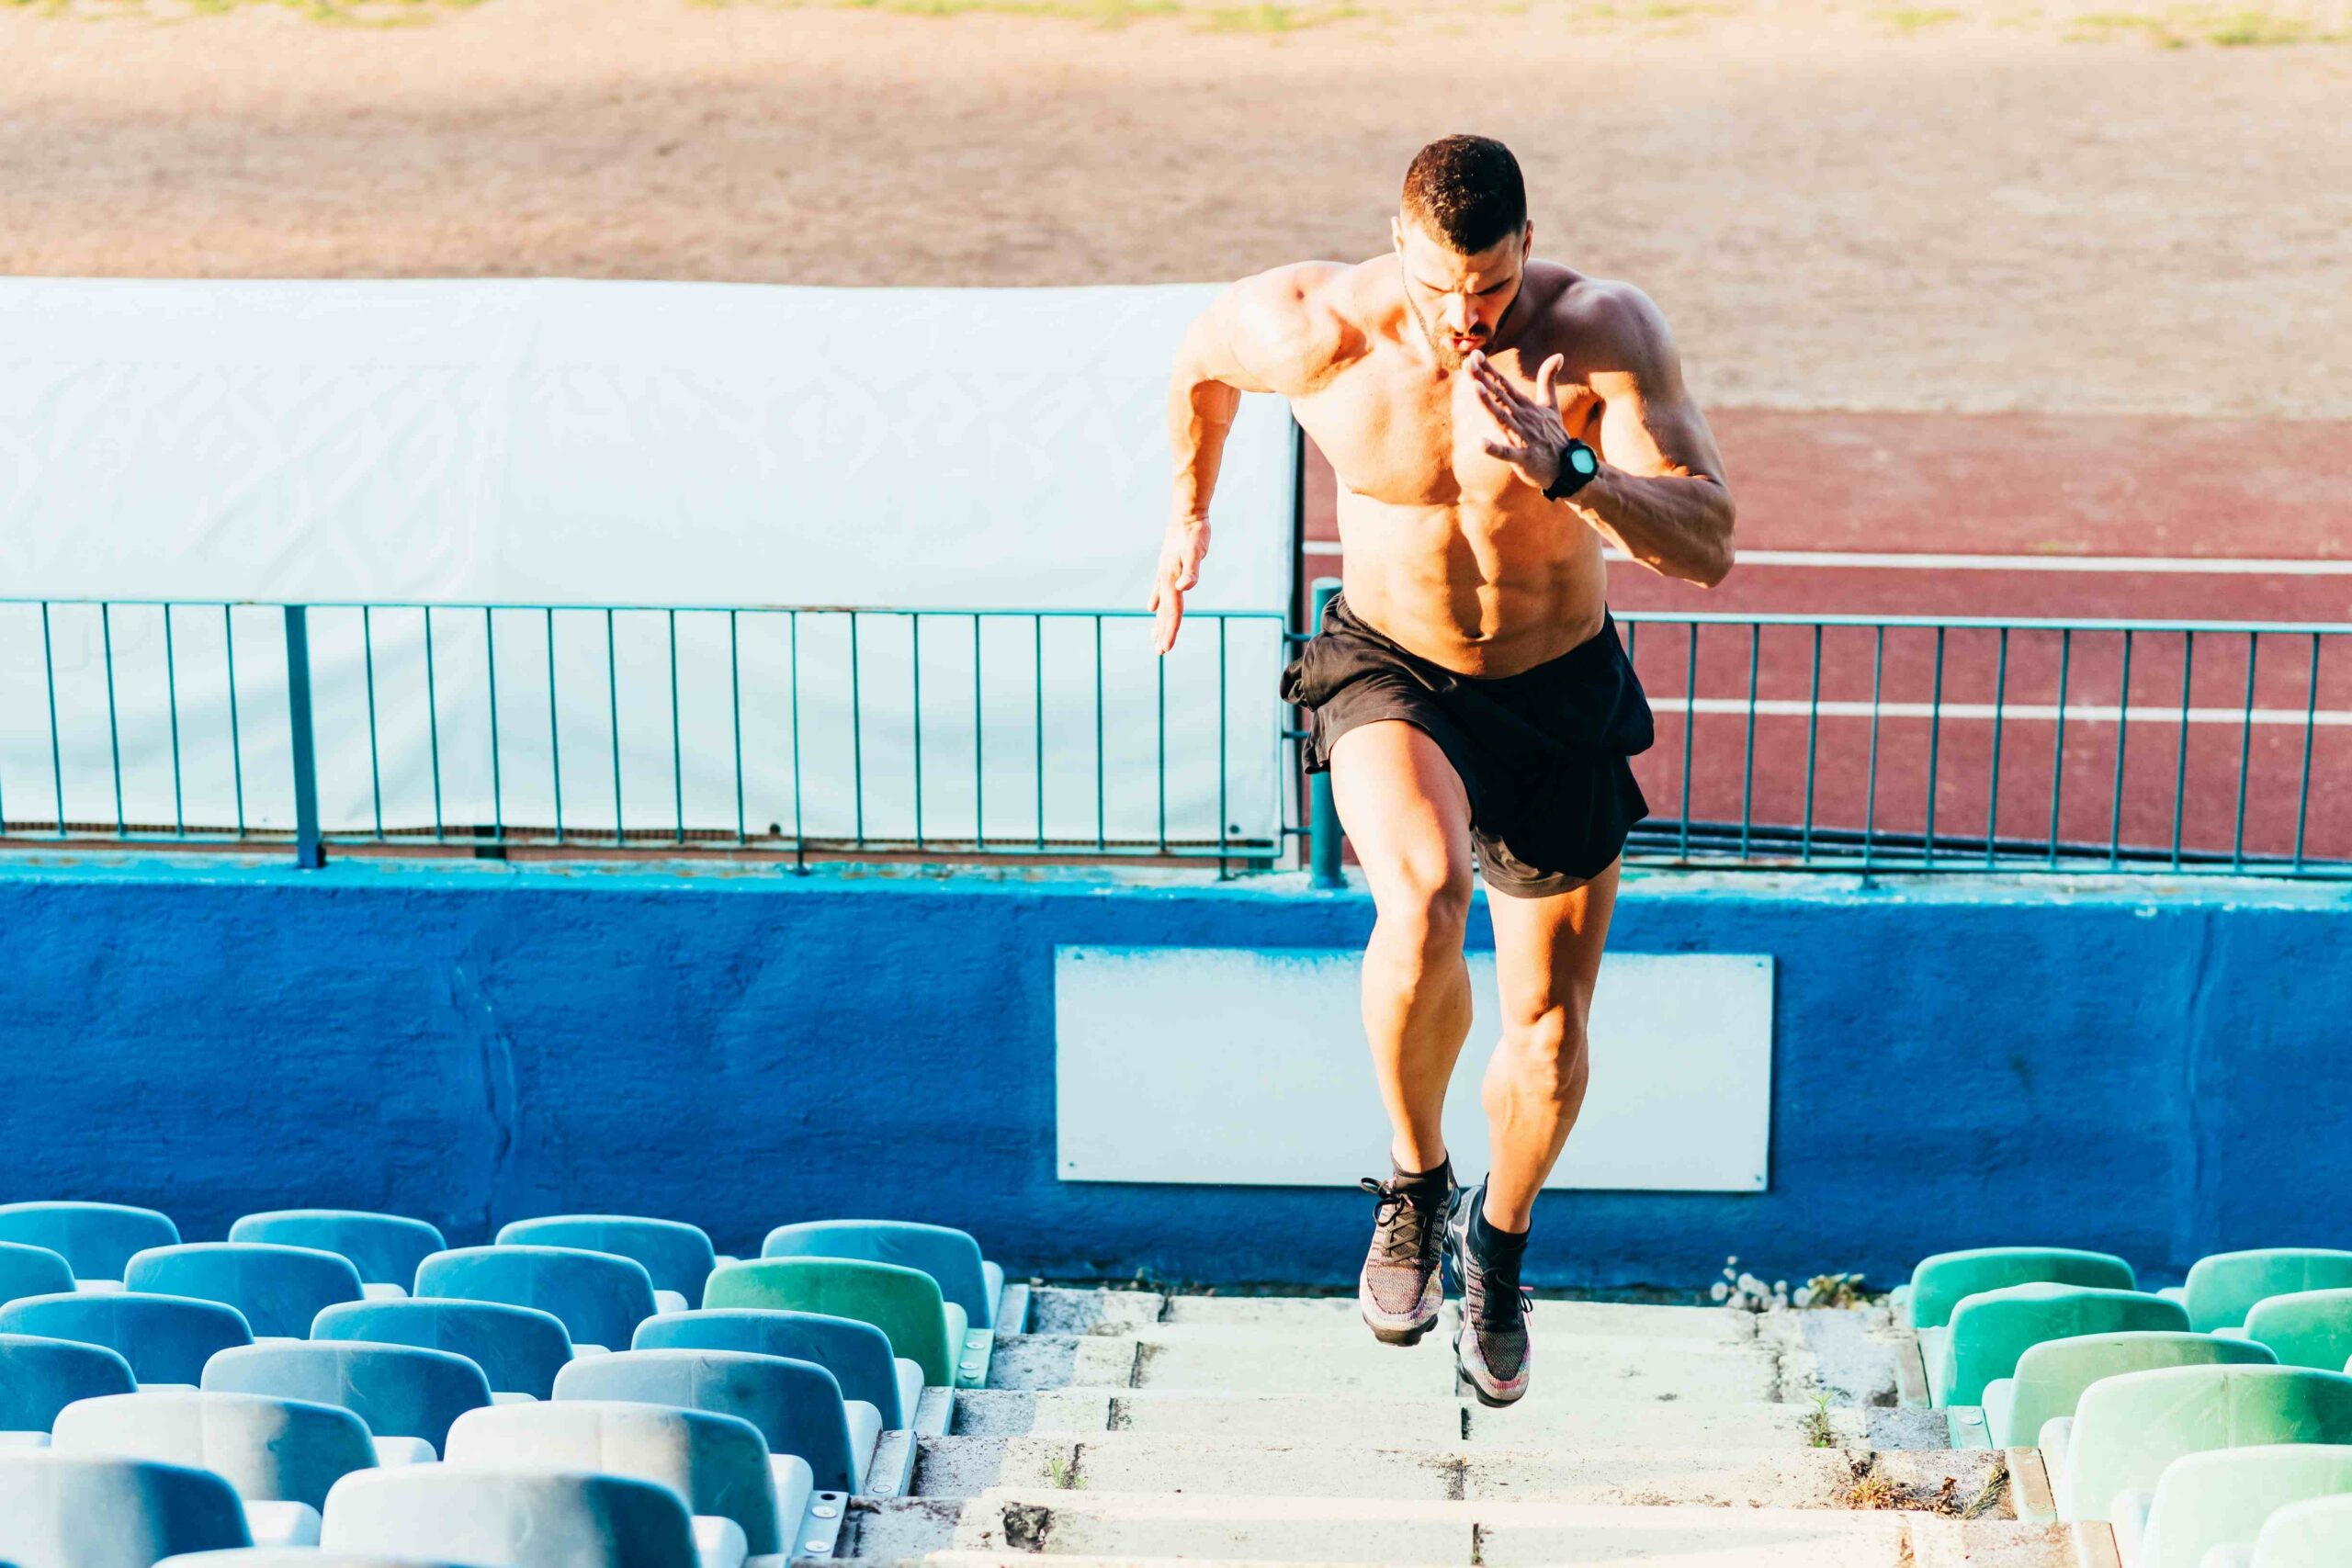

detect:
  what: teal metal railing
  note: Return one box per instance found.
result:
[6,595,2346,880]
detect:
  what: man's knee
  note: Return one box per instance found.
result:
[1494,1005,1590,1104]
[1379,850,1474,948]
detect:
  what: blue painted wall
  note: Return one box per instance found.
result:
[3,854,2347,1292]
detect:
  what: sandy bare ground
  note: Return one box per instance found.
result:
[0,0,2346,418]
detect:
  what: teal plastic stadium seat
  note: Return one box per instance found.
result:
[494,1217,717,1302]
[413,1247,656,1352]
[553,1346,860,1492]
[2245,1494,2352,1567]
[51,1391,376,1511]
[2245,1291,2352,1372]
[202,1342,491,1454]
[2054,1364,2352,1522]
[1980,1330,2277,1450]
[125,1245,365,1340]
[157,1555,476,1567]
[2131,1444,2352,1568]
[313,1299,572,1400]
[762,1220,998,1329]
[1906,1247,2136,1331]
[229,1213,447,1292]
[2182,1252,2352,1333]
[0,1246,74,1307]
[705,1258,963,1387]
[0,1453,251,1567]
[446,1399,783,1555]
[0,1335,137,1435]
[0,1204,178,1282]
[320,1466,697,1567]
[0,1293,253,1385]
[635,1308,910,1426]
[1935,1283,2189,1407]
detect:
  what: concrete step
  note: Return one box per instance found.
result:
[951,1388,1878,1448]
[850,1490,2071,1566]
[915,1433,2005,1508]
[1148,1295,1758,1343]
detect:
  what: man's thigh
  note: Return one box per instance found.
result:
[1485,859,1621,1029]
[1328,720,1475,905]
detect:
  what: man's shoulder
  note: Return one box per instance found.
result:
[1224,257,1382,388]
[1526,268,1673,367]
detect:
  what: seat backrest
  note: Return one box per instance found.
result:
[0,1452,251,1568]
[634,1308,905,1425]
[2140,1443,2352,1568]
[320,1465,697,1568]
[2007,1330,2278,1443]
[0,1204,178,1283]
[446,1398,782,1555]
[704,1258,953,1385]
[51,1390,377,1511]
[201,1342,491,1452]
[313,1298,572,1399]
[495,1217,716,1302]
[125,1244,365,1340]
[156,1554,477,1567]
[413,1247,656,1350]
[552,1346,857,1491]
[1907,1247,2137,1330]
[0,1335,137,1433]
[762,1221,992,1329]
[1944,1283,2190,1405]
[2184,1252,2352,1333]
[0,1292,253,1385]
[228,1212,447,1290]
[2064,1365,2352,1521]
[2245,1290,2352,1372]
[0,1245,75,1307]
[2249,1493,2352,1567]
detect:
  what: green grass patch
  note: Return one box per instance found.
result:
[1880,5,1962,29]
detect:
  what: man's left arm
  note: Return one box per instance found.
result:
[1471,282,1736,587]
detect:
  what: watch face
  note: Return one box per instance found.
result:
[1570,445,1598,475]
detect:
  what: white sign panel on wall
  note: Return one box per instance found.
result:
[1055,946,1773,1191]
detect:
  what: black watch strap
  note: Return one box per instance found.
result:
[1544,438,1601,502]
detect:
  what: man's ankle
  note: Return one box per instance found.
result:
[1391,1151,1453,1191]
[1469,1201,1530,1269]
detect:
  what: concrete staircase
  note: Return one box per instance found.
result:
[841,1287,2115,1567]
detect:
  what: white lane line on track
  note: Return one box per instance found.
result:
[1303,538,2352,573]
[1650,697,2352,727]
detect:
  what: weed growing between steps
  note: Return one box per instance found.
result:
[1804,1392,1838,1447]
[1840,1453,2009,1517]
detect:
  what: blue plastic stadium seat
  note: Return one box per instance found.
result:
[228,1213,447,1296]
[1932,1282,2189,1408]
[0,1334,137,1438]
[553,1346,862,1493]
[125,1244,365,1340]
[414,1247,656,1352]
[446,1398,785,1556]
[51,1390,376,1513]
[495,1216,718,1303]
[2179,1251,2352,1333]
[1903,1247,2137,1331]
[635,1308,912,1428]
[762,1220,999,1330]
[0,1203,178,1284]
[0,1292,253,1385]
[156,1555,471,1567]
[313,1298,572,1400]
[0,1246,75,1307]
[0,1453,252,1567]
[320,1466,697,1567]
[202,1342,491,1458]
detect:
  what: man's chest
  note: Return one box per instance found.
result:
[1294,344,1601,510]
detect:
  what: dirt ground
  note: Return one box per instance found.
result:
[1,0,2346,418]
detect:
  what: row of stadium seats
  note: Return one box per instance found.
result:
[0,1199,1023,1568]
[1897,1244,2352,1568]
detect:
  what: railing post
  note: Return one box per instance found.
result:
[283,604,324,870]
[1308,577,1344,890]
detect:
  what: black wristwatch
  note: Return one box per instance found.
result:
[1544,438,1601,502]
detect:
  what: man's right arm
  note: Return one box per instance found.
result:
[1155,263,1342,654]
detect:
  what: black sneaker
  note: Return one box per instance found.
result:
[1444,1179,1532,1405]
[1356,1164,1453,1346]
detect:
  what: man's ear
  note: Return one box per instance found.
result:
[1521,220,1533,262]
[1390,213,1403,252]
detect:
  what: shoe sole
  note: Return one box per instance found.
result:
[1443,1186,1529,1407]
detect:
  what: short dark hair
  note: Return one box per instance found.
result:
[1400,135,1527,255]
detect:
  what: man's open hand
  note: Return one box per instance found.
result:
[1468,349,1573,492]
[1151,517,1210,655]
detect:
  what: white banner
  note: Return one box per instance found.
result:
[0,281,1295,842]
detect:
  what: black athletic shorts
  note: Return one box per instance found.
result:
[1281,591,1655,897]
